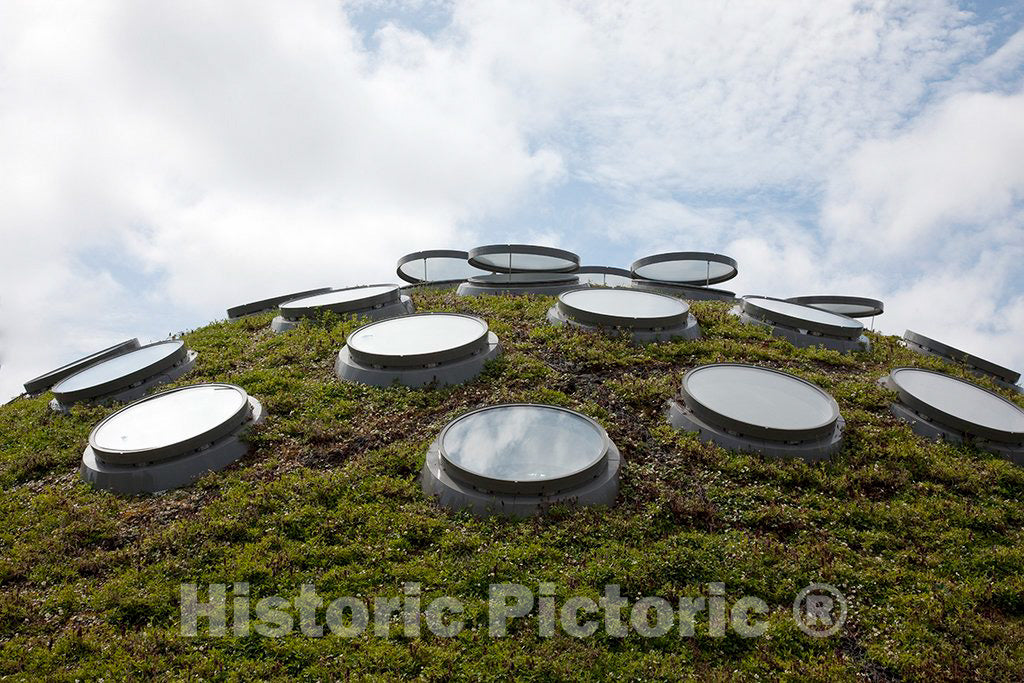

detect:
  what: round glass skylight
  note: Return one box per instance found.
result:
[886,368,1024,444]
[280,284,400,318]
[903,331,1020,385]
[557,288,689,329]
[337,314,500,387]
[741,296,863,339]
[346,313,490,367]
[51,340,188,405]
[681,364,841,441]
[396,249,488,283]
[23,338,140,395]
[787,295,884,319]
[227,287,332,319]
[468,244,580,273]
[90,384,252,464]
[81,383,265,494]
[439,404,610,494]
[576,266,634,287]
[630,252,738,285]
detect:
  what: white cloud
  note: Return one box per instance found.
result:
[0,0,559,399]
[1,0,1022,400]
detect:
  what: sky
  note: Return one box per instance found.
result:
[1,0,1022,401]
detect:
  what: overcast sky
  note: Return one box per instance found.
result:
[1,0,1022,401]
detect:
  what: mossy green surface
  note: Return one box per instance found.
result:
[1,291,1022,681]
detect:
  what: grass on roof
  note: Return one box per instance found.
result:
[1,290,1022,681]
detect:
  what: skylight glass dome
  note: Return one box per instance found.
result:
[457,272,582,297]
[668,364,844,460]
[786,295,884,319]
[734,296,870,353]
[49,340,197,412]
[903,330,1021,391]
[630,251,739,286]
[336,313,501,387]
[23,339,140,395]
[396,249,489,286]
[882,368,1024,461]
[271,284,414,333]
[80,383,264,494]
[467,244,580,273]
[575,266,634,288]
[226,287,332,320]
[547,288,701,343]
[422,404,620,516]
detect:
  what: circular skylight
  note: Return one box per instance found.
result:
[81,383,265,494]
[51,340,190,405]
[468,244,580,273]
[557,288,689,329]
[280,284,400,318]
[741,297,863,339]
[886,368,1024,445]
[439,404,610,493]
[226,287,332,319]
[576,266,633,287]
[684,364,840,439]
[903,330,1020,386]
[669,364,844,460]
[396,249,488,283]
[786,295,884,319]
[347,314,490,367]
[23,339,140,395]
[630,252,738,285]
[337,314,501,387]
[90,384,251,464]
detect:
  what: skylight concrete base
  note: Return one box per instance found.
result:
[421,439,620,517]
[50,351,199,413]
[80,397,264,494]
[667,399,844,462]
[546,306,701,344]
[335,334,501,388]
[631,281,737,302]
[888,402,1023,463]
[270,297,414,333]
[456,281,582,297]
[734,309,870,353]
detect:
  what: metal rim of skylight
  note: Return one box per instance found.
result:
[437,403,613,495]
[23,339,141,395]
[467,244,580,274]
[630,251,739,286]
[51,340,189,404]
[680,363,842,442]
[556,288,690,330]
[87,383,255,465]
[279,284,402,319]
[345,313,492,368]
[740,296,863,340]
[903,330,1019,384]
[786,295,884,318]
[885,367,1024,443]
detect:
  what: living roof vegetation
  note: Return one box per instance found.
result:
[1,289,1023,680]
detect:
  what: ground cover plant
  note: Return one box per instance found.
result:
[1,290,1022,681]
